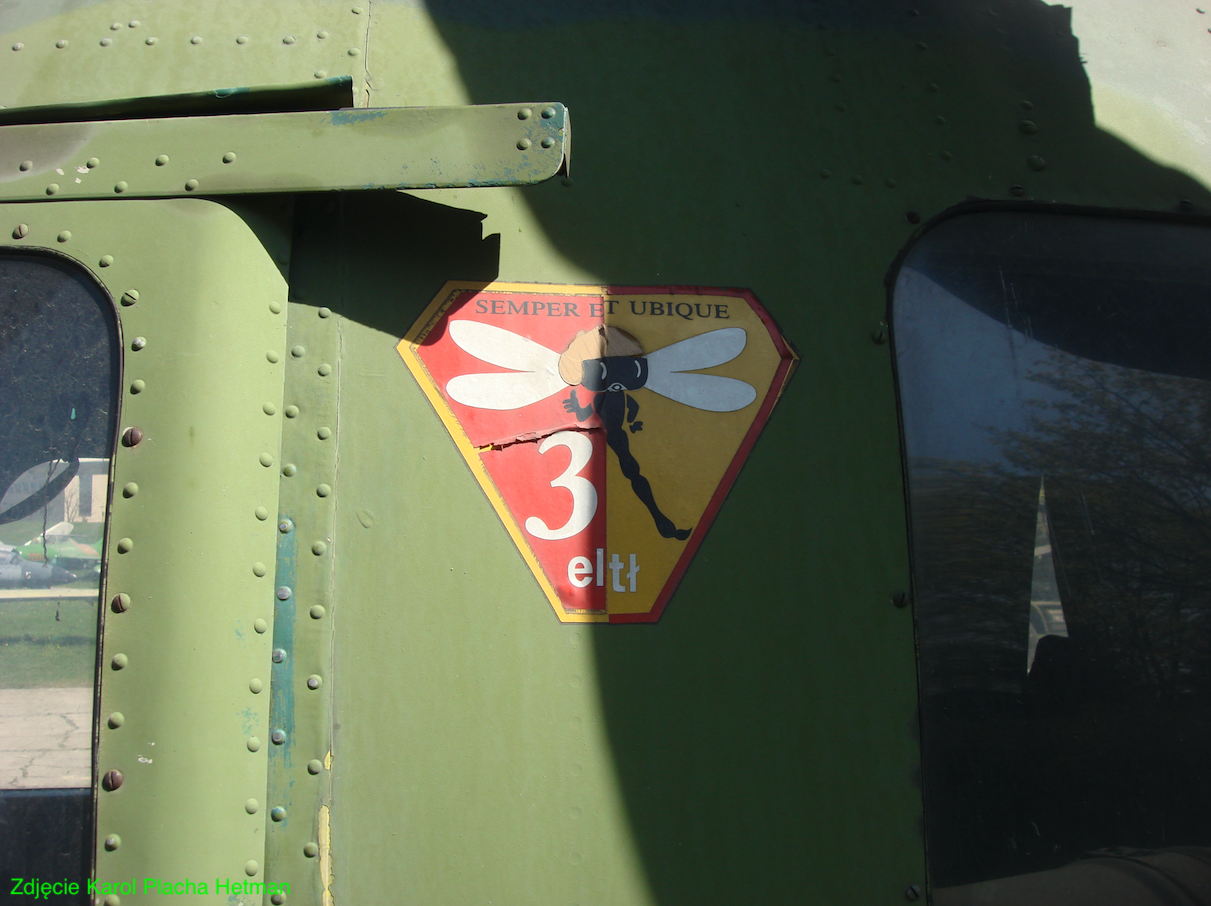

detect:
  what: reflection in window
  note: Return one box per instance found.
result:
[0,253,118,894]
[895,214,1211,904]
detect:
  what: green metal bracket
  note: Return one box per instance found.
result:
[0,102,569,200]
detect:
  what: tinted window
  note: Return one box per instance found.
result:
[0,253,118,897]
[894,214,1211,902]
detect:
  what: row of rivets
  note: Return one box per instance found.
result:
[14,29,357,49]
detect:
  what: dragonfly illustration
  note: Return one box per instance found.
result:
[444,321,757,540]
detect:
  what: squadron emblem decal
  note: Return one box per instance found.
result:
[397,283,797,623]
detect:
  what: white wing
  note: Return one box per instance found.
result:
[644,327,748,372]
[445,320,565,410]
[448,320,561,373]
[447,371,567,410]
[644,328,756,412]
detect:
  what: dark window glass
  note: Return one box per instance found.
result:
[894,213,1211,904]
[0,253,118,899]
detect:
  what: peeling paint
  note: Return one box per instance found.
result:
[327,108,388,125]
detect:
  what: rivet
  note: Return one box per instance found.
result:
[267,350,280,363]
[128,20,139,27]
[122,482,138,498]
[933,115,946,125]
[314,70,327,79]
[1019,119,1038,135]
[56,39,68,49]
[271,806,286,821]
[312,541,327,555]
[541,137,555,149]
[155,155,168,166]
[86,158,99,168]
[276,586,292,601]
[18,160,31,171]
[1180,198,1195,213]
[269,301,283,314]
[131,336,146,351]
[307,759,322,774]
[116,537,133,553]
[1027,154,1047,171]
[318,306,332,318]
[255,506,269,520]
[940,150,953,161]
[236,35,249,44]
[872,324,887,344]
[278,519,292,534]
[892,590,910,608]
[259,453,274,467]
[100,254,114,267]
[303,842,319,858]
[247,737,261,752]
[12,224,28,239]
[309,605,326,619]
[352,4,364,12]
[250,677,264,693]
[245,799,259,814]
[111,22,122,29]
[904,885,922,902]
[291,344,306,357]
[145,36,157,45]
[318,30,330,38]
[316,484,332,498]
[222,152,236,163]
[263,402,277,415]
[285,405,299,418]
[1021,100,1034,110]
[317,427,332,440]
[271,729,286,744]
[103,896,119,906]
[851,175,864,185]
[102,769,123,791]
[1010,184,1026,197]
[272,649,286,663]
[282,463,297,477]
[347,46,360,55]
[111,594,131,613]
[184,178,199,191]
[111,653,128,669]
[46,184,59,195]
[190,35,202,44]
[906,211,921,224]
[928,82,939,92]
[885,178,897,188]
[517,138,532,151]
[245,861,259,877]
[107,712,125,729]
[915,40,927,50]
[100,37,112,46]
[104,834,121,851]
[283,35,296,44]
[253,562,267,577]
[307,675,322,689]
[517,108,532,120]
[541,106,557,119]
[11,42,22,51]
[130,379,145,394]
[121,426,143,446]
[253,619,268,634]
[317,363,332,376]
[113,181,127,193]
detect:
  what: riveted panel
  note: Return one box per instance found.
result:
[263,295,340,903]
[0,0,370,111]
[4,197,290,900]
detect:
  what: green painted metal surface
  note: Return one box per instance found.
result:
[0,103,568,200]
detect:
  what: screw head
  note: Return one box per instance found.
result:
[892,590,910,609]
[111,593,131,613]
[871,325,887,345]
[904,884,922,901]
[12,224,28,239]
[120,289,139,306]
[121,426,143,446]
[270,728,286,745]
[272,648,287,663]
[102,769,124,791]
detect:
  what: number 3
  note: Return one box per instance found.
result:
[525,431,598,541]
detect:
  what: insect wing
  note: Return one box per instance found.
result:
[644,327,756,411]
[446,370,568,410]
[643,371,757,412]
[643,327,748,372]
[448,320,562,373]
